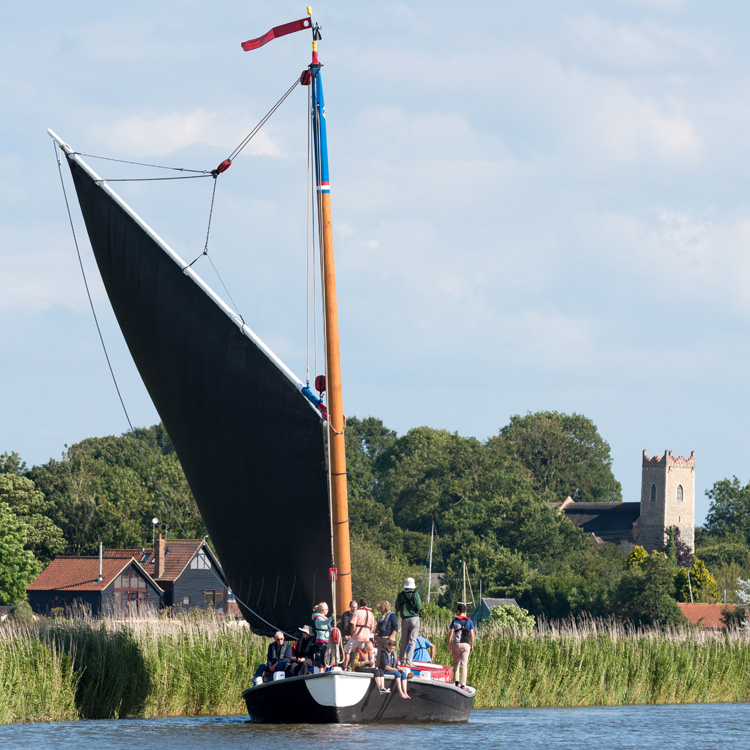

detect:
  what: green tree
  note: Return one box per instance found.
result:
[0,502,40,604]
[442,539,533,602]
[627,545,649,570]
[612,551,685,627]
[520,542,629,619]
[696,534,750,568]
[0,453,65,564]
[705,477,750,543]
[377,428,492,534]
[377,426,587,567]
[344,417,401,546]
[492,411,622,502]
[29,426,206,554]
[674,558,719,603]
[350,533,419,608]
[663,527,678,566]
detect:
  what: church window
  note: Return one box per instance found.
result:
[677,485,684,502]
[650,484,656,502]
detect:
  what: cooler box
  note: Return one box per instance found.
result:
[410,661,452,683]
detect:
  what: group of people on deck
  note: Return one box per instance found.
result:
[253,577,475,694]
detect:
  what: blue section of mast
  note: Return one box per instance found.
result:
[311,65,330,193]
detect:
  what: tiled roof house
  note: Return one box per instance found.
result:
[27,555,163,616]
[27,535,229,616]
[103,536,229,613]
[677,603,728,631]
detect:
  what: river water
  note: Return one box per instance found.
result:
[0,703,745,749]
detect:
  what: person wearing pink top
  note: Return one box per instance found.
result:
[343,597,375,669]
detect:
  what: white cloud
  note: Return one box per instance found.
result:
[568,13,713,73]
[613,0,684,9]
[584,208,750,318]
[92,109,280,158]
[594,90,701,161]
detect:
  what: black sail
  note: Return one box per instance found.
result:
[66,155,333,636]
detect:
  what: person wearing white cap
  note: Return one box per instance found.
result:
[395,577,422,666]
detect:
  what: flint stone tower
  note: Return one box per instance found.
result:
[639,450,695,554]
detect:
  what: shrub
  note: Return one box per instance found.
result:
[483,604,535,633]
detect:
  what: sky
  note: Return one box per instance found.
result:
[2,0,749,527]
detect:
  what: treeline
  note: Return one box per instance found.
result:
[1,411,621,614]
[3,410,750,622]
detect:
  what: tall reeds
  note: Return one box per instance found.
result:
[4,614,750,724]
[423,617,750,708]
[0,611,265,724]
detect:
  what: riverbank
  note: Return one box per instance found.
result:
[3,614,750,724]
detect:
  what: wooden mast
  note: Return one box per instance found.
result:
[310,21,352,614]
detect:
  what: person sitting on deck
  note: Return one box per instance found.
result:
[377,639,411,699]
[409,634,435,663]
[253,631,293,683]
[288,624,317,676]
[351,640,387,693]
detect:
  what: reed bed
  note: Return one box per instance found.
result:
[4,614,750,723]
[0,612,265,724]
[423,617,750,709]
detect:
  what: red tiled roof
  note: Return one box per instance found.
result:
[677,603,728,629]
[27,556,162,593]
[104,539,213,582]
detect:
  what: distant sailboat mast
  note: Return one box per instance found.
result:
[427,519,435,604]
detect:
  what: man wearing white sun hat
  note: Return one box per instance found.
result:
[395,577,422,666]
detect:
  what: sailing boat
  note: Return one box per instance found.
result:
[49,10,474,724]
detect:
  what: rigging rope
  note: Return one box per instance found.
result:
[70,152,212,173]
[325,627,345,668]
[226,77,301,162]
[99,175,211,183]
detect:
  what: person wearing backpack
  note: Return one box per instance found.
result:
[395,577,422,666]
[447,603,475,688]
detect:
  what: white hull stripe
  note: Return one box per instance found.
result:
[304,672,372,707]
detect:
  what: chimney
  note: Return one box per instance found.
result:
[97,541,103,583]
[155,533,165,578]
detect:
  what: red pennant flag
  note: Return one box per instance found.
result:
[241,17,312,51]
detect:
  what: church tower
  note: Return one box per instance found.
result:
[639,450,695,554]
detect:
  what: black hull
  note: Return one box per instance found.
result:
[242,671,474,724]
